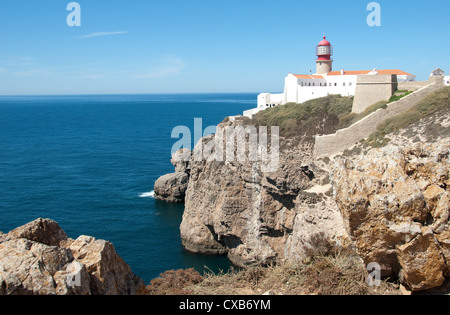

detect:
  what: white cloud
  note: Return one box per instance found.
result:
[134,56,186,79]
[79,31,128,39]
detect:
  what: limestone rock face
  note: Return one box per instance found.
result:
[0,218,145,295]
[331,143,449,291]
[7,218,68,247]
[154,172,189,203]
[154,149,191,203]
[171,148,192,173]
[180,120,348,267]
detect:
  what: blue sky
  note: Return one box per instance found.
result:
[0,0,448,95]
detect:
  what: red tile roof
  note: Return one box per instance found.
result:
[293,69,413,79]
[327,69,413,76]
[294,74,324,79]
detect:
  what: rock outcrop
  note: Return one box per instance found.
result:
[154,149,191,203]
[178,109,449,292]
[0,218,145,295]
[331,142,449,291]
[180,119,349,267]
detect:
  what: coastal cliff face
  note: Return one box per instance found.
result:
[180,119,349,267]
[332,142,449,291]
[0,218,145,295]
[179,107,450,291]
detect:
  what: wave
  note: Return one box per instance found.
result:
[139,191,155,198]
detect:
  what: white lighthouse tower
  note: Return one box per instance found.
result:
[315,36,333,74]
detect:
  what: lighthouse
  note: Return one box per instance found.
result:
[244,36,416,118]
[315,36,333,74]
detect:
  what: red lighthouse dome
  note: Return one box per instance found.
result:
[318,36,331,47]
[316,36,333,61]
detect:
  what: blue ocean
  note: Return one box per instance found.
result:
[0,93,256,284]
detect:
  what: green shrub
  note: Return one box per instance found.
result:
[249,95,353,139]
[388,90,413,103]
[366,86,450,147]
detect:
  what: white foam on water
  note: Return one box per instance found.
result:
[139,191,155,198]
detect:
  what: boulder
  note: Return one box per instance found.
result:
[154,172,189,203]
[7,218,68,246]
[0,218,145,295]
[68,235,144,295]
[154,149,192,203]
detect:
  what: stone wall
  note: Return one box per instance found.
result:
[398,80,429,91]
[314,77,444,158]
[352,74,398,114]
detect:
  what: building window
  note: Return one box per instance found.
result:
[334,83,337,86]
[349,82,352,86]
[343,83,346,86]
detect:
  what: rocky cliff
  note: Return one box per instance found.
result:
[177,95,449,292]
[180,118,349,267]
[332,142,449,291]
[0,218,145,295]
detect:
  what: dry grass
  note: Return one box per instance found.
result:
[144,268,204,295]
[142,233,400,295]
[142,247,401,295]
[366,86,450,148]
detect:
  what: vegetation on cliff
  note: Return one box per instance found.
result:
[143,239,400,295]
[248,95,353,140]
[366,86,450,147]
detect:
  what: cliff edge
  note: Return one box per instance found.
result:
[178,87,450,292]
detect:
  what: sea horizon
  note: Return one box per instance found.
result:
[0,92,269,98]
[0,93,256,283]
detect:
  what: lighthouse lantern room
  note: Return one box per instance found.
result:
[315,36,333,74]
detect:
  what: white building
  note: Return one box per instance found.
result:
[432,68,450,86]
[244,36,416,118]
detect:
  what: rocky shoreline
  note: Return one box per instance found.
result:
[2,91,448,295]
[0,218,145,295]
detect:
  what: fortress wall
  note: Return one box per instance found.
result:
[314,78,444,158]
[398,80,429,91]
[352,75,397,114]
